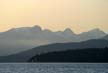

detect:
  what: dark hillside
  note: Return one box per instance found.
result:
[29,47,108,63]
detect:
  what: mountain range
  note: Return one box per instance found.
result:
[0,39,108,62]
[0,25,107,56]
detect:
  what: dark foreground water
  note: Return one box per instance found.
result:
[0,63,107,73]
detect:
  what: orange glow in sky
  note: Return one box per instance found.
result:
[0,0,108,33]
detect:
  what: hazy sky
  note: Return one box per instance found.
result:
[0,0,108,33]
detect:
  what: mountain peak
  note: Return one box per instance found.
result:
[31,25,42,32]
[90,28,104,33]
[63,28,75,35]
[32,25,42,30]
[81,28,105,35]
[60,28,76,38]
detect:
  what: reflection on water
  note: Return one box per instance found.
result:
[0,63,107,73]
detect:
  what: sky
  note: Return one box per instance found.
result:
[0,0,108,33]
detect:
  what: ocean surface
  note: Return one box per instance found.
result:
[0,63,107,73]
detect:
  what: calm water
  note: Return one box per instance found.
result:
[0,63,107,73]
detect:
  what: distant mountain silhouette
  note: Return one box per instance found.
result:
[0,25,106,56]
[29,47,108,63]
[55,28,76,37]
[55,28,78,42]
[77,29,106,41]
[0,26,67,56]
[0,39,108,62]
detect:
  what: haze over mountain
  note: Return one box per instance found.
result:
[0,39,108,62]
[0,25,106,56]
[103,35,108,40]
